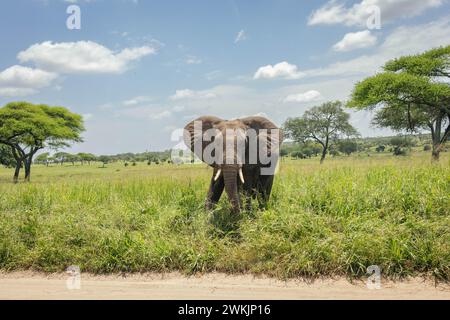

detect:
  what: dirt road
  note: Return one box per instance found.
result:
[0,272,448,300]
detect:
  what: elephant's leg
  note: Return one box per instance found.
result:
[257,174,274,209]
[241,167,257,211]
[242,188,252,211]
[205,175,224,210]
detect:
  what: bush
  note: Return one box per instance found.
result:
[291,151,304,159]
[393,147,407,156]
[338,140,358,155]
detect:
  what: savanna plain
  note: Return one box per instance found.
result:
[0,152,448,286]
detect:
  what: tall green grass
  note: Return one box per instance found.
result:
[0,152,449,280]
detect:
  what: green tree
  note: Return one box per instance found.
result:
[35,152,50,166]
[291,151,304,159]
[348,46,450,161]
[77,152,96,165]
[54,152,71,166]
[283,101,359,163]
[279,148,289,158]
[338,140,358,156]
[65,153,79,166]
[390,136,414,156]
[0,144,16,168]
[0,102,84,182]
[98,155,110,168]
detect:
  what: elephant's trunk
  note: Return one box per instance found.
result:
[223,166,241,213]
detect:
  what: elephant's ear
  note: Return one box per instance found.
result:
[240,116,284,157]
[184,116,223,161]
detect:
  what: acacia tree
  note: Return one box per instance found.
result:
[54,152,70,166]
[0,102,84,182]
[98,155,110,168]
[283,101,358,163]
[77,152,96,165]
[348,46,450,161]
[35,152,50,166]
[0,144,16,168]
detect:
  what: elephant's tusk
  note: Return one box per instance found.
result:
[214,169,222,181]
[239,168,245,184]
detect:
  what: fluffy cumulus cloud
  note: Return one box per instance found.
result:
[253,61,304,80]
[333,30,377,52]
[17,41,155,74]
[283,90,323,103]
[0,65,58,97]
[170,89,217,100]
[308,0,443,27]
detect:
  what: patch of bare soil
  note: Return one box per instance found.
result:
[0,272,448,300]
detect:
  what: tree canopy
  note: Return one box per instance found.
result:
[0,144,16,168]
[283,101,358,163]
[348,45,450,161]
[0,102,84,181]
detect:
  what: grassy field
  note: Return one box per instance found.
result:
[0,152,449,280]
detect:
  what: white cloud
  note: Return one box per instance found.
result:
[283,90,323,103]
[0,87,38,97]
[305,16,450,78]
[333,30,377,52]
[123,96,152,106]
[235,30,247,43]
[253,61,304,80]
[150,110,172,120]
[172,105,185,112]
[17,41,155,74]
[204,70,222,80]
[0,65,58,97]
[170,89,217,100]
[308,0,443,27]
[185,55,202,64]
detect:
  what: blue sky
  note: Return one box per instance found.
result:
[0,0,449,154]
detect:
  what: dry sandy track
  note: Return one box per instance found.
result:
[0,272,449,300]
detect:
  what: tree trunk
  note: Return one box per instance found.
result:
[320,145,328,164]
[24,157,32,182]
[10,147,23,183]
[319,138,329,164]
[223,167,241,213]
[430,116,447,162]
[320,149,326,164]
[432,143,441,162]
[13,161,21,184]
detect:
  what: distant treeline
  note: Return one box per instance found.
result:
[281,133,441,159]
[0,133,446,168]
[0,148,173,167]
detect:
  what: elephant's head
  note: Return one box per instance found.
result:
[184,116,283,212]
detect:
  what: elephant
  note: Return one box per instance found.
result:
[183,116,283,213]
